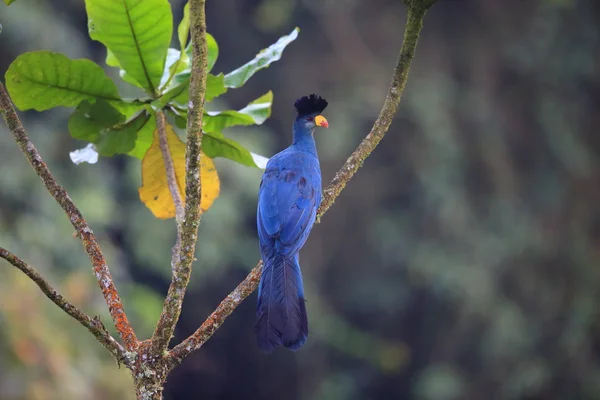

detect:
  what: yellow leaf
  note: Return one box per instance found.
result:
[139,123,220,218]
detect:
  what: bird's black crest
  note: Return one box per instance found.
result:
[294,94,328,116]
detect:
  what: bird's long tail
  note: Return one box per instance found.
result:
[255,253,308,353]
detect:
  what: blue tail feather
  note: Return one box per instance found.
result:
[255,254,308,353]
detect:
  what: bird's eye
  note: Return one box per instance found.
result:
[306,116,314,121]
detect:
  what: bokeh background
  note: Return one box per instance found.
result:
[1,0,600,399]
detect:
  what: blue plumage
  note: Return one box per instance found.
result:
[255,94,328,353]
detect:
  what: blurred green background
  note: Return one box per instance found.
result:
[1,0,600,399]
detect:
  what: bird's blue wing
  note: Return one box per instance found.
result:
[257,154,320,258]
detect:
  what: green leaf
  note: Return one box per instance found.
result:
[106,49,145,88]
[203,132,268,168]
[128,112,157,158]
[4,0,17,5]
[160,48,189,90]
[69,100,150,156]
[183,33,219,73]
[68,99,125,142]
[169,73,227,107]
[166,108,187,129]
[206,33,219,73]
[85,0,173,95]
[96,113,149,156]
[205,73,228,101]
[154,72,226,111]
[111,100,149,119]
[223,28,298,88]
[177,2,191,51]
[203,91,273,133]
[5,51,120,111]
[159,32,218,94]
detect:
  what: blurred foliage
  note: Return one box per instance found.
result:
[1,0,599,399]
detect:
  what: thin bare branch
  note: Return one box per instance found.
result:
[318,1,431,217]
[156,110,185,224]
[166,0,437,366]
[0,82,138,351]
[155,110,186,319]
[0,247,133,367]
[151,0,209,355]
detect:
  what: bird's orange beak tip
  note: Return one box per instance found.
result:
[315,115,329,128]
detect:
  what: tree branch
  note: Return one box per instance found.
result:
[166,0,437,366]
[151,0,208,355]
[0,247,133,367]
[156,110,185,224]
[318,1,431,217]
[0,82,138,351]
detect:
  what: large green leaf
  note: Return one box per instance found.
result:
[5,51,120,111]
[223,28,298,88]
[203,133,268,169]
[203,91,273,133]
[85,0,173,95]
[69,100,150,156]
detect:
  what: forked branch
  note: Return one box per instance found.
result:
[167,0,438,366]
[151,0,209,355]
[0,83,138,351]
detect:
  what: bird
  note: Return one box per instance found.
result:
[255,94,329,353]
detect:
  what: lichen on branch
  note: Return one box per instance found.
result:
[151,0,209,355]
[0,82,138,351]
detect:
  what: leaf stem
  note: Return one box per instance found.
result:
[0,82,139,351]
[166,0,437,365]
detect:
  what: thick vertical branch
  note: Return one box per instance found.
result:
[167,0,437,365]
[151,0,208,354]
[0,247,133,367]
[0,82,138,351]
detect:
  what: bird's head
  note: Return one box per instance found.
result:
[294,94,329,132]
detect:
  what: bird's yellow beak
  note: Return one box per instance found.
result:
[314,115,329,128]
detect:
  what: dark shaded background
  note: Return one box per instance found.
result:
[1,0,599,399]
